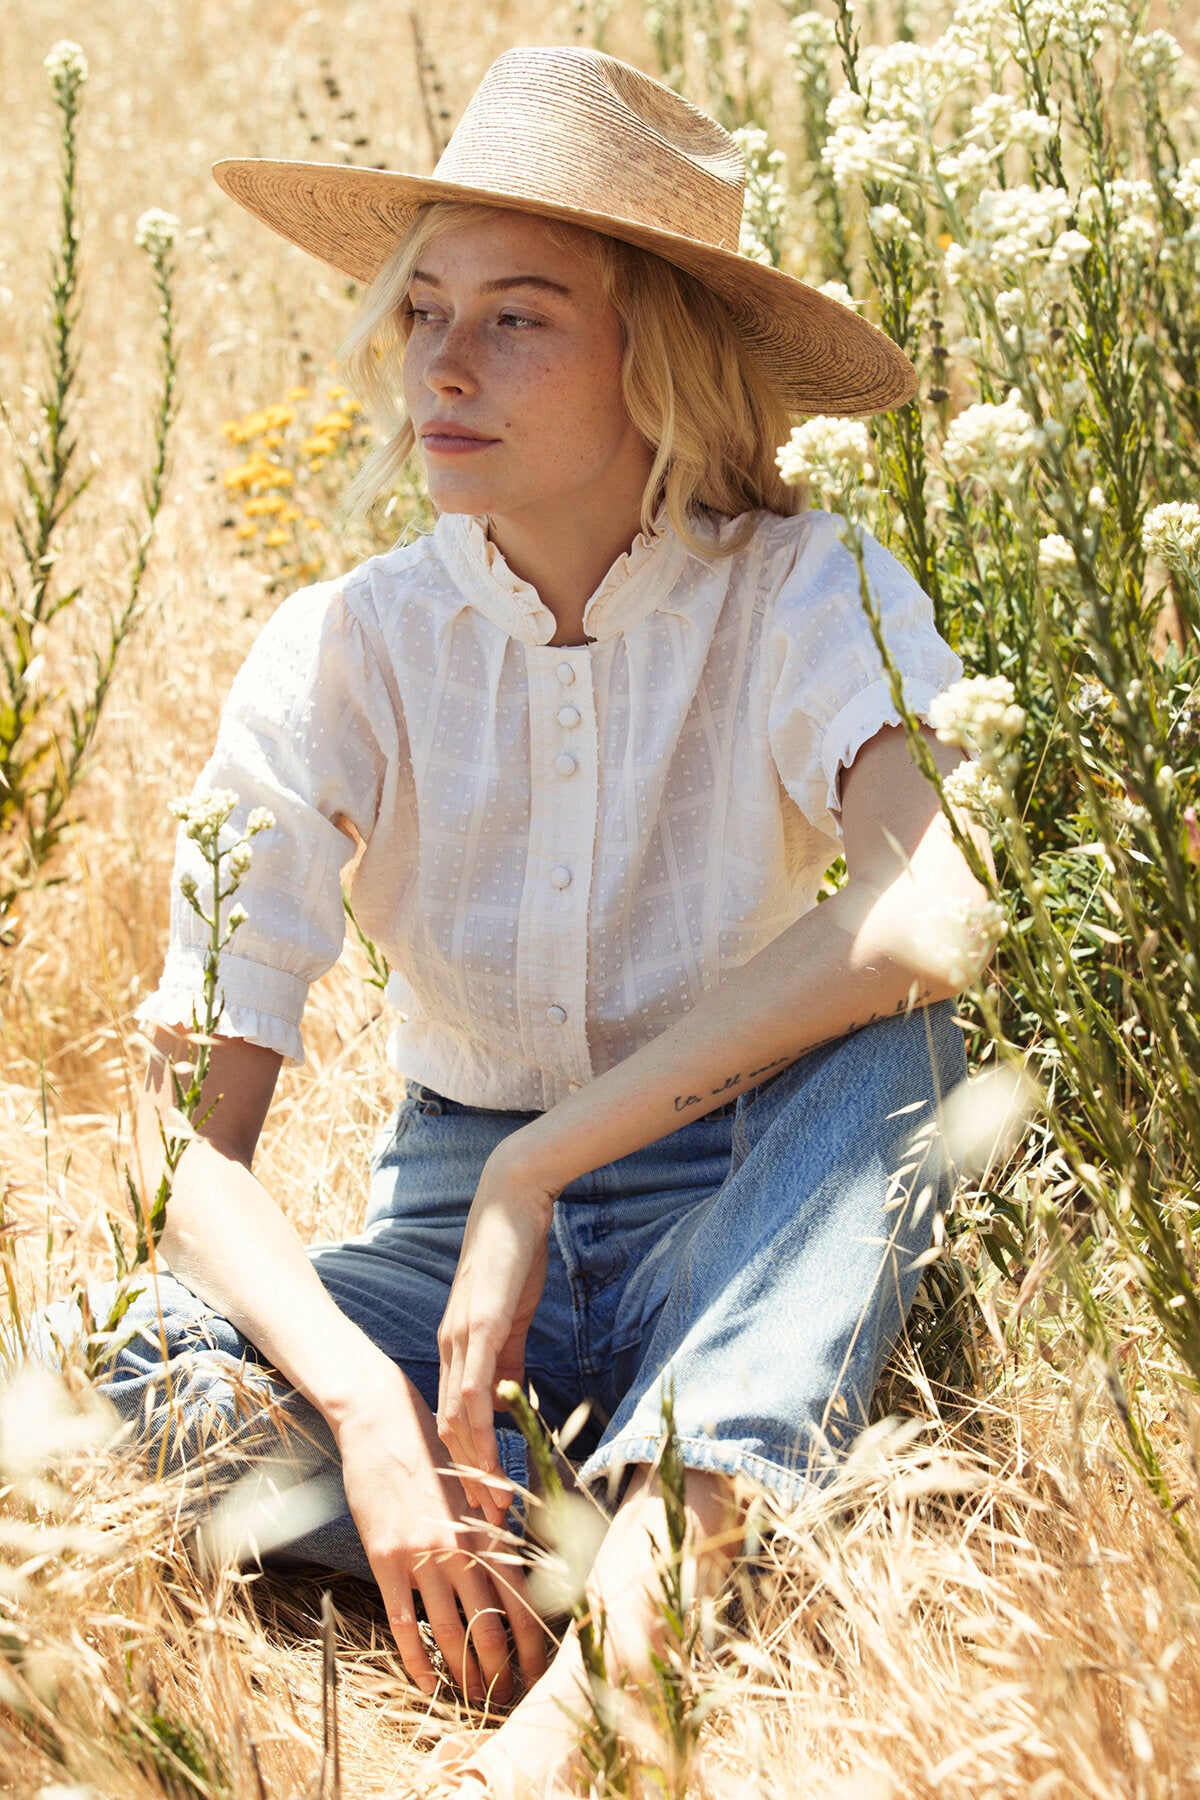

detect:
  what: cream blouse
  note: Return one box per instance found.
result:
[138,508,962,1110]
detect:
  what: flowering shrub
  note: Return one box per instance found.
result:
[770,0,1200,1514]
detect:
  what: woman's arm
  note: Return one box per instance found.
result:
[138,1030,545,1700]
[437,725,995,1511]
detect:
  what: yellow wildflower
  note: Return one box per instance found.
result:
[279,504,302,523]
[260,466,295,488]
[302,434,338,458]
[308,458,325,473]
[243,495,286,517]
[326,383,348,399]
[264,404,296,430]
[303,516,322,530]
[342,397,364,415]
[263,528,289,547]
[236,522,258,540]
[262,431,284,449]
[286,384,311,401]
[316,411,353,434]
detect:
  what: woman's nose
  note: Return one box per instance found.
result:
[423,325,480,397]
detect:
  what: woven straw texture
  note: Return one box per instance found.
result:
[213,46,917,416]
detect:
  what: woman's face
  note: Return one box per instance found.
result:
[402,211,652,531]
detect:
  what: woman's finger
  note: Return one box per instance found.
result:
[417,1565,486,1703]
[438,1331,488,1511]
[458,1335,502,1487]
[455,1559,519,1705]
[486,1553,550,1685]
[377,1570,439,1696]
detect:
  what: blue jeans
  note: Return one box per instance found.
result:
[48,1002,965,1580]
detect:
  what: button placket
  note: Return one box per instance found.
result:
[520,646,598,1093]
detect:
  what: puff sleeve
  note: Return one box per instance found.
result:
[766,512,962,841]
[136,575,398,1063]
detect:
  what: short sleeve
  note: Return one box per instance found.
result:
[136,577,398,1063]
[766,511,962,840]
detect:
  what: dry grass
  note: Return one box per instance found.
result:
[3,0,1200,1795]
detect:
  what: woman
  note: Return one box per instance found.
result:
[92,44,987,1797]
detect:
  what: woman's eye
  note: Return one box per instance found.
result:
[499,312,541,330]
[408,305,439,326]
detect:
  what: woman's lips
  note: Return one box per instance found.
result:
[421,426,500,455]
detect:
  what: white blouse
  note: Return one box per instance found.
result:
[139,508,962,1110]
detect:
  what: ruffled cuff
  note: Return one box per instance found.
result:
[134,948,309,1064]
[820,676,944,831]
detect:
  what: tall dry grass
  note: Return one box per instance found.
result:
[3,0,1200,1795]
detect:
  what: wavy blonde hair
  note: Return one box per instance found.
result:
[337,201,800,553]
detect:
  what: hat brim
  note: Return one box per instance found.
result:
[212,157,917,417]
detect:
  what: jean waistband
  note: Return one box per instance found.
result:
[406,1080,740,1121]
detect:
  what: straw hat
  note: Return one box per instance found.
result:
[213,45,916,416]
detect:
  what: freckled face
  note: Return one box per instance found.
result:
[401,212,652,528]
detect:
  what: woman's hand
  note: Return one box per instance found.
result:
[334,1369,547,1702]
[436,1142,561,1524]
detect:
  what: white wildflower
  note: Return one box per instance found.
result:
[914,894,1008,989]
[868,201,920,247]
[776,416,875,505]
[734,126,788,267]
[134,208,181,257]
[949,334,981,359]
[1050,228,1092,269]
[788,10,837,64]
[1172,160,1200,214]
[246,806,276,836]
[929,673,1026,779]
[227,841,253,881]
[1074,678,1111,715]
[816,280,860,310]
[170,788,240,843]
[1142,501,1200,567]
[44,40,88,90]
[948,184,1076,293]
[178,871,199,904]
[1038,534,1078,582]
[942,390,1044,493]
[942,758,1006,818]
[994,288,1027,326]
[1013,0,1126,52]
[1128,29,1181,82]
[226,903,250,934]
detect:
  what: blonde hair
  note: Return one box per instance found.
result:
[337,202,800,553]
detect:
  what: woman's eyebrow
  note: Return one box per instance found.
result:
[410,268,573,297]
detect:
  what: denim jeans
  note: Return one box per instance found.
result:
[45,1001,965,1581]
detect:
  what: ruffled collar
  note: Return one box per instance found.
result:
[433,511,698,645]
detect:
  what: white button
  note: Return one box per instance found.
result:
[555,751,578,777]
[549,864,572,888]
[557,704,581,728]
[546,1004,567,1025]
[556,662,576,685]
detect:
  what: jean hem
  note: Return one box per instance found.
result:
[577,1433,813,1508]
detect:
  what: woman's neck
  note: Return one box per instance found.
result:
[483,478,654,647]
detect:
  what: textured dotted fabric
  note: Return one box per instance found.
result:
[139,509,962,1110]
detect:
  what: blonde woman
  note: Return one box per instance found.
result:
[85,46,989,1797]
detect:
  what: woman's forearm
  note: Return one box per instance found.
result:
[505,732,990,1194]
[506,872,948,1191]
[134,1044,410,1435]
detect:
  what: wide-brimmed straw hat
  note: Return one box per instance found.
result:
[213,45,916,416]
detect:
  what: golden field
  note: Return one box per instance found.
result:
[3,1,1200,1795]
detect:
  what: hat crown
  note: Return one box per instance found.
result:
[432,47,746,252]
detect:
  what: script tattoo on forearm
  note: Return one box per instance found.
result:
[669,991,931,1116]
